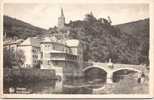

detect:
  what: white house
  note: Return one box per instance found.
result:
[17,37,40,68]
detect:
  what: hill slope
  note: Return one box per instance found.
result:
[115,19,149,40]
[115,19,149,64]
[66,14,149,64]
[3,15,47,39]
[3,14,149,65]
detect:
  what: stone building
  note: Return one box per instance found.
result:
[17,37,40,68]
[3,39,24,53]
[40,36,83,80]
[3,37,40,68]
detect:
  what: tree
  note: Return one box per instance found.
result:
[3,48,14,68]
[3,48,26,89]
[15,49,25,69]
[3,48,25,69]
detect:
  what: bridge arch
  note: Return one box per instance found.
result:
[82,66,108,73]
[83,66,108,85]
[112,67,142,83]
[112,67,142,73]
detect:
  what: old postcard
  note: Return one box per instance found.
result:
[0,0,154,98]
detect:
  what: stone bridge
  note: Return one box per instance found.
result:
[82,61,146,83]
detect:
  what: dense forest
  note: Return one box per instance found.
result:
[66,14,149,65]
[3,14,149,65]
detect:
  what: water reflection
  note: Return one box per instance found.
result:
[25,79,63,94]
[6,71,148,94]
[26,77,93,94]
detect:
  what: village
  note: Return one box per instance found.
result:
[3,8,149,94]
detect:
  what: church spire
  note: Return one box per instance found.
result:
[58,7,65,30]
[61,8,64,17]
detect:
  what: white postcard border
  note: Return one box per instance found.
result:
[0,0,154,98]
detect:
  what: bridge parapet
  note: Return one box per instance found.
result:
[83,62,146,73]
[112,63,145,72]
[82,62,147,84]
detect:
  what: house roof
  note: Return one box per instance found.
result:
[20,37,40,47]
[3,39,24,46]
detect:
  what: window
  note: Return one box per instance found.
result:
[26,64,30,68]
[32,49,35,53]
[45,45,47,47]
[41,52,43,58]
[48,60,51,65]
[53,45,55,50]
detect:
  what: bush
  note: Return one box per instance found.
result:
[3,68,56,91]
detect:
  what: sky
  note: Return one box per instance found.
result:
[4,3,149,29]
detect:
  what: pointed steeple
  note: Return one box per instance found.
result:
[58,7,65,29]
[61,8,64,17]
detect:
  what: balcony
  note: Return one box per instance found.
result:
[50,57,78,62]
[50,57,66,61]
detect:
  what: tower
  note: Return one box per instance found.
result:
[58,8,65,29]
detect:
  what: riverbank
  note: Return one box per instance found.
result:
[93,74,149,94]
[3,68,56,93]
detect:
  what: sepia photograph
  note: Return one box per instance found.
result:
[0,0,154,98]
